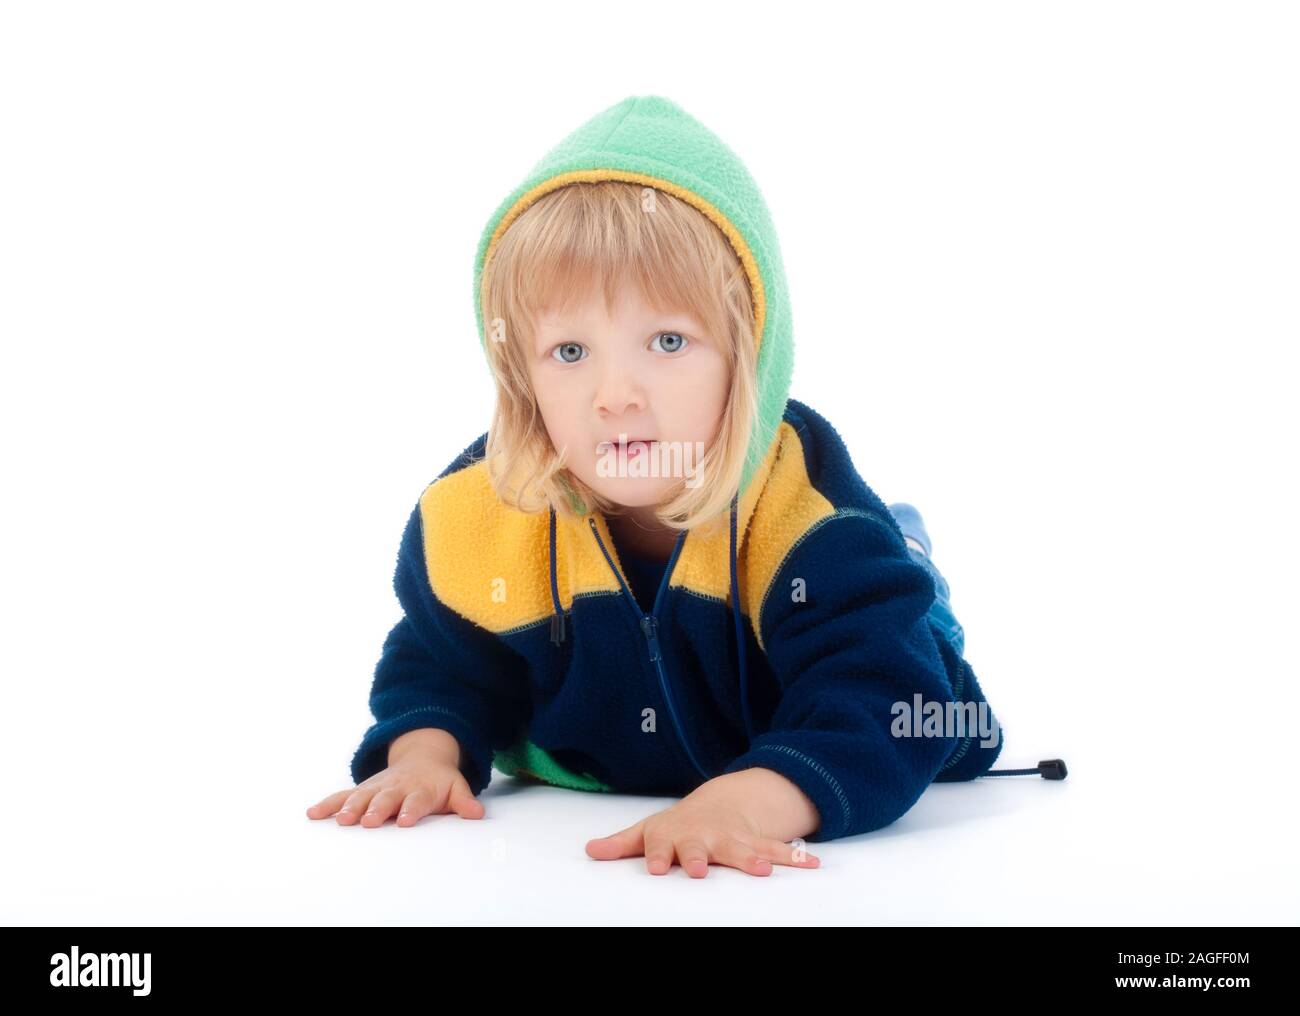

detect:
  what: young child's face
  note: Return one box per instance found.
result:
[527,278,729,511]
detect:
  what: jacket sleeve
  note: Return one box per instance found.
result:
[722,509,968,842]
[349,499,533,796]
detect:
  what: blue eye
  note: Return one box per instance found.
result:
[552,342,587,363]
[653,331,688,353]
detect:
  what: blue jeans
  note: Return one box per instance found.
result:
[886,502,965,658]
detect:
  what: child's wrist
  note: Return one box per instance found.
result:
[388,727,461,768]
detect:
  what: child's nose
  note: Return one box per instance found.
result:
[594,379,647,418]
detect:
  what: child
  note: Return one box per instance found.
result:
[307,95,1013,876]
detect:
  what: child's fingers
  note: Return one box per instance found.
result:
[585,820,646,862]
[673,838,711,878]
[712,841,769,878]
[358,788,404,827]
[643,836,673,875]
[712,836,773,877]
[446,776,485,820]
[306,790,351,820]
[324,770,483,828]
[336,786,380,825]
[395,789,436,826]
[750,837,821,868]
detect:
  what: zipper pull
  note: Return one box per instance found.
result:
[550,611,566,645]
[640,615,662,662]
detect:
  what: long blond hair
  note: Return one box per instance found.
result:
[479,180,758,534]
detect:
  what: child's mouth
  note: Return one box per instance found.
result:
[598,438,656,458]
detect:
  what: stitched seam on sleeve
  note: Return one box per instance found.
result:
[375,704,474,736]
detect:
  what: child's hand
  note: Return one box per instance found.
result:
[585,772,821,877]
[306,728,481,828]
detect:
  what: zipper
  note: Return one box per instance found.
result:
[937,646,971,773]
[586,516,710,782]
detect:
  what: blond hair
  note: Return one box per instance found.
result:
[479,181,758,534]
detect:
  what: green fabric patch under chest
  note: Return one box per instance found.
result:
[493,738,614,793]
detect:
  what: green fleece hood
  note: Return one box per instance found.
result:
[471,94,794,502]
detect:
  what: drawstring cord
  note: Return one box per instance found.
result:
[729,493,755,742]
[548,506,565,646]
[984,759,1068,779]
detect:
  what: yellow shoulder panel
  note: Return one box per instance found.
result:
[741,421,836,651]
[418,460,554,633]
[418,459,628,634]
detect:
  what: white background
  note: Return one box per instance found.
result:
[1,1,1295,925]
